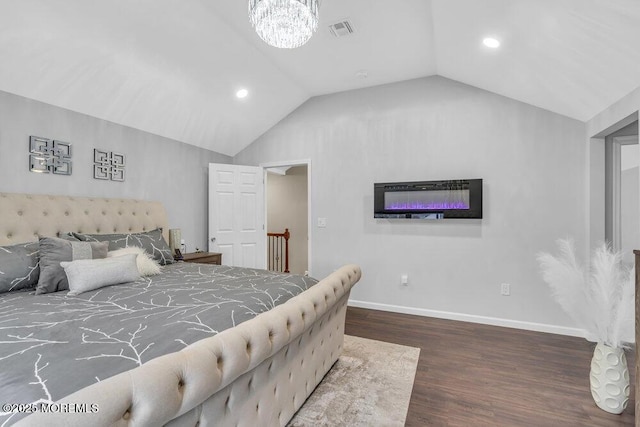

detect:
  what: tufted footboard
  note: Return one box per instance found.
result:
[17,264,362,427]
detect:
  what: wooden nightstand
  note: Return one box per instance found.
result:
[182,252,222,265]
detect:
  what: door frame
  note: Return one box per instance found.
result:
[261,159,312,276]
[610,135,639,253]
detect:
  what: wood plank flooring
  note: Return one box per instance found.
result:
[344,307,635,426]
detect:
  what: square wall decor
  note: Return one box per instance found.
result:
[93,149,125,181]
[29,136,72,175]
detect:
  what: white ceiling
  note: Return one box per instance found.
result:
[0,0,638,156]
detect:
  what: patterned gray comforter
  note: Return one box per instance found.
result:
[0,263,317,426]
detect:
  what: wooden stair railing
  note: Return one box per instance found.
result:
[268,228,290,273]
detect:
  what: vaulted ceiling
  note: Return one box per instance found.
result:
[0,0,639,156]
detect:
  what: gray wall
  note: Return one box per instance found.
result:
[235,76,587,332]
[0,90,231,251]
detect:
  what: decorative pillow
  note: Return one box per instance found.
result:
[72,229,174,265]
[0,241,40,293]
[35,237,109,295]
[61,254,140,296]
[108,246,161,276]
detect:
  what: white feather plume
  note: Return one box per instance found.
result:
[537,238,634,348]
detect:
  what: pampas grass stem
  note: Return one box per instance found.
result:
[537,239,634,349]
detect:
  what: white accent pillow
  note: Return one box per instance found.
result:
[61,254,140,296]
[108,246,161,276]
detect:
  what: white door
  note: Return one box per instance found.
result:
[209,163,265,269]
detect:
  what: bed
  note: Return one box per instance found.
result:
[0,192,361,426]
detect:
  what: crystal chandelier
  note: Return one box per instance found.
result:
[248,0,319,49]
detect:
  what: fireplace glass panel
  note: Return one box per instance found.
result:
[384,189,470,211]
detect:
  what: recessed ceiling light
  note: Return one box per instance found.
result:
[483,37,500,48]
[236,88,249,99]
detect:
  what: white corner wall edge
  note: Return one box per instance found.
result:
[348,299,586,338]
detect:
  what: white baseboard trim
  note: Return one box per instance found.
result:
[348,299,586,338]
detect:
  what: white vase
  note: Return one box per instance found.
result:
[589,342,629,414]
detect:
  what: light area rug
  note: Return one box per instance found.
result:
[288,335,420,427]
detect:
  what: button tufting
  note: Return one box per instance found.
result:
[43,211,48,216]
[6,233,12,239]
[64,211,69,216]
[17,211,22,216]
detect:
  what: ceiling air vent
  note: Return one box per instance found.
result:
[328,20,355,38]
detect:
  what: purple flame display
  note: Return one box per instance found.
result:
[386,201,470,210]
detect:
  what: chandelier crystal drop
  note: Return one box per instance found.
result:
[248,0,319,49]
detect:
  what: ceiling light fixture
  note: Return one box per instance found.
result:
[483,37,500,48]
[236,88,249,99]
[248,0,319,49]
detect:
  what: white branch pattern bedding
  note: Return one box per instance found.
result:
[0,263,317,426]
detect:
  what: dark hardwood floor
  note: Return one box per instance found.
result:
[345,307,635,426]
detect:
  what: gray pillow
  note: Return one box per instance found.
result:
[0,241,40,294]
[72,228,174,265]
[61,254,140,296]
[35,237,109,295]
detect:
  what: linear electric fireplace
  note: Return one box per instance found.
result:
[374,179,483,219]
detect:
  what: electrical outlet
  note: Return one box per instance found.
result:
[501,283,511,296]
[401,274,408,286]
[317,217,327,228]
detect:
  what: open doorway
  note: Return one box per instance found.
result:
[605,121,639,266]
[263,160,311,276]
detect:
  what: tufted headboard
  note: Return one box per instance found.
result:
[0,192,169,246]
